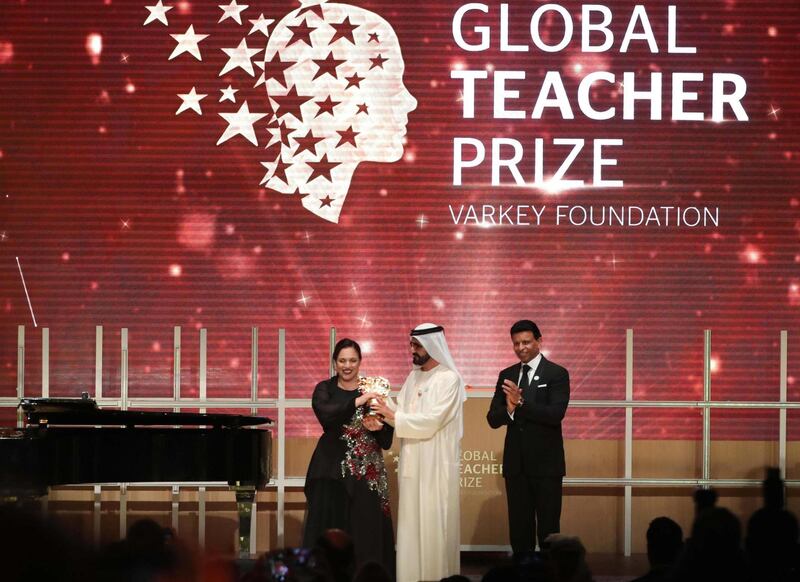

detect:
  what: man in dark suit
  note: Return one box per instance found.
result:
[487,320,570,558]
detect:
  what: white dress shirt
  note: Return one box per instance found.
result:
[508,352,542,420]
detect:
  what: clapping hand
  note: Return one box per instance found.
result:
[503,379,523,413]
[355,392,373,407]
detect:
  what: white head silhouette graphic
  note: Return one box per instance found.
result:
[260,0,417,222]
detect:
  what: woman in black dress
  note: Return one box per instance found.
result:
[302,338,395,575]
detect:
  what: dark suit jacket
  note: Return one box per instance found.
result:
[486,357,570,477]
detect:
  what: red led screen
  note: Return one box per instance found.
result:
[0,0,798,438]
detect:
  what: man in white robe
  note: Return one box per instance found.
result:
[371,323,465,582]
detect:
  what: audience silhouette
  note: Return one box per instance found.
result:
[745,468,799,582]
[1,466,797,582]
[630,517,682,582]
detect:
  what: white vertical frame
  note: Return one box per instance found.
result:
[328,327,336,376]
[173,326,181,404]
[277,328,286,547]
[17,325,25,428]
[41,328,49,397]
[37,312,50,520]
[779,330,788,479]
[171,485,180,533]
[172,325,181,532]
[112,327,129,544]
[250,326,259,556]
[251,327,259,407]
[198,328,208,549]
[17,325,25,398]
[198,485,206,550]
[199,329,207,405]
[93,485,102,546]
[120,328,129,411]
[95,326,103,398]
[623,329,633,556]
[702,330,712,483]
[119,484,128,540]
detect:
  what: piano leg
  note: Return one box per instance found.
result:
[233,486,255,558]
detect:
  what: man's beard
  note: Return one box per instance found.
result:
[412,352,431,366]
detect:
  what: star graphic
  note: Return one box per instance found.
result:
[144,1,173,26]
[293,129,325,156]
[329,16,359,45]
[356,103,369,115]
[312,51,345,80]
[319,195,334,208]
[220,85,238,103]
[263,53,294,87]
[335,126,359,148]
[270,85,313,121]
[169,25,209,61]
[306,154,340,182]
[314,95,341,117]
[272,157,294,184]
[368,32,380,43]
[218,0,248,25]
[266,119,297,148]
[344,72,365,89]
[217,101,268,146]
[296,4,325,19]
[248,13,274,36]
[369,54,388,70]
[220,38,262,76]
[176,87,207,115]
[287,19,316,47]
[261,155,293,184]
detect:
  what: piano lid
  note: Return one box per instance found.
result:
[19,396,272,428]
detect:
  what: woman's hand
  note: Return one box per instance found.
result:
[370,397,395,426]
[355,392,372,407]
[362,416,384,431]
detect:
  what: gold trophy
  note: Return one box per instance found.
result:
[358,376,391,416]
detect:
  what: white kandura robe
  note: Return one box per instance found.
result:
[394,365,463,582]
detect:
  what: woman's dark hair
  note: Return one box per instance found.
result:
[332,338,362,361]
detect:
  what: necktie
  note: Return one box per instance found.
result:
[519,364,531,393]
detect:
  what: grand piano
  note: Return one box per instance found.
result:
[0,394,272,555]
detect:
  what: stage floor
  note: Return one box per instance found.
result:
[460,552,650,581]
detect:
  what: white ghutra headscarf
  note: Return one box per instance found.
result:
[410,323,468,431]
[411,323,467,439]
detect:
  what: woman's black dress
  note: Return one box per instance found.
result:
[302,376,395,575]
